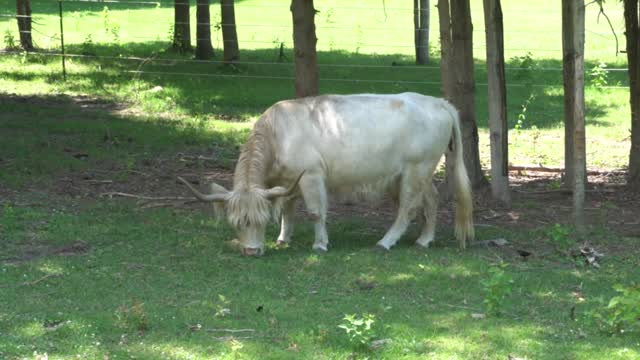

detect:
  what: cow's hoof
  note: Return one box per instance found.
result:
[275,240,289,248]
[373,244,390,252]
[241,247,264,257]
[414,242,430,251]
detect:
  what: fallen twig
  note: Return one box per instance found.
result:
[85,180,113,184]
[21,273,60,286]
[206,328,256,333]
[100,192,193,201]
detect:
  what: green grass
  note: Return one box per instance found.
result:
[1,0,639,359]
[1,201,639,359]
[0,0,633,170]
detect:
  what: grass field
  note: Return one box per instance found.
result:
[1,1,640,359]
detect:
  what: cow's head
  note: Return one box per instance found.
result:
[178,173,303,256]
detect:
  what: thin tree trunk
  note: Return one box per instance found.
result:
[624,0,640,188]
[173,0,192,52]
[290,0,319,98]
[450,0,487,189]
[483,0,510,206]
[16,0,33,50]
[562,0,586,232]
[437,0,453,99]
[221,0,240,63]
[414,0,430,64]
[195,0,213,59]
[437,0,455,200]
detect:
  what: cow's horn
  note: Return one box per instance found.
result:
[264,171,305,199]
[177,177,229,202]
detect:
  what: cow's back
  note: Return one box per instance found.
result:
[267,93,454,190]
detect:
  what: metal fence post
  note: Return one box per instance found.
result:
[58,0,66,81]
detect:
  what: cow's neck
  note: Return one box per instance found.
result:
[234,122,274,191]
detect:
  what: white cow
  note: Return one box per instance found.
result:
[179,92,474,256]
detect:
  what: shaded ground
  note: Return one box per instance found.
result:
[1,94,638,260]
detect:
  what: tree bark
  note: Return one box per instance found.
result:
[414,0,430,64]
[437,0,453,99]
[483,0,510,206]
[221,0,240,63]
[290,0,319,98]
[624,0,640,188]
[450,0,487,189]
[195,0,213,59]
[562,0,586,232]
[173,0,192,52]
[16,0,33,50]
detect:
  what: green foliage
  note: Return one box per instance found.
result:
[482,263,513,316]
[588,61,609,89]
[80,34,96,56]
[115,301,150,332]
[547,223,575,253]
[3,29,17,50]
[606,284,640,333]
[338,313,377,347]
[0,203,17,237]
[587,284,640,335]
[102,6,121,43]
[510,51,539,83]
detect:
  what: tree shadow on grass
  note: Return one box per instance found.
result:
[2,39,628,129]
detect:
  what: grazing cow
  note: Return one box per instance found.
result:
[179,92,474,256]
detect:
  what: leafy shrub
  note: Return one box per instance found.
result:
[482,263,513,316]
[338,313,377,347]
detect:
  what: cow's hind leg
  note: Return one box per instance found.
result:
[416,183,438,248]
[299,174,330,252]
[276,198,296,247]
[376,172,422,250]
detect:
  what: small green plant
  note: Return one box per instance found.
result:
[338,313,377,347]
[513,93,536,143]
[510,51,538,82]
[115,301,150,332]
[481,263,513,316]
[547,223,574,253]
[0,203,17,236]
[80,34,96,56]
[214,294,231,317]
[3,29,17,50]
[588,61,609,89]
[102,6,121,42]
[587,284,640,334]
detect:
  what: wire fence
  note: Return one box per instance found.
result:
[0,0,631,89]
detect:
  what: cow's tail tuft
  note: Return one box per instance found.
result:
[445,103,474,249]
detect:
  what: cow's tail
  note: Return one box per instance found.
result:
[445,103,474,249]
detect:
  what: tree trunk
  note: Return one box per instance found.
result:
[562,0,586,232]
[450,0,487,189]
[290,0,319,98]
[173,0,192,52]
[221,0,240,63]
[16,0,33,50]
[483,0,510,206]
[437,0,453,99]
[414,0,430,64]
[624,0,640,188]
[195,0,213,59]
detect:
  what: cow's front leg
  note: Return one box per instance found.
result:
[276,198,297,247]
[299,174,329,252]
